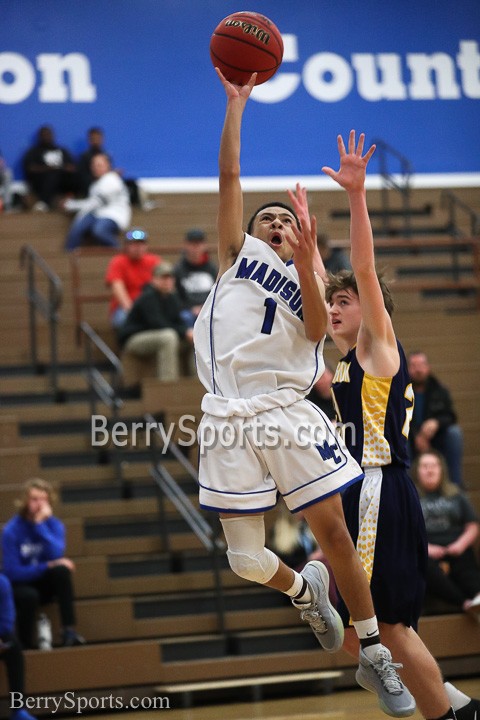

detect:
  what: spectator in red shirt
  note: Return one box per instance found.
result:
[105,229,162,328]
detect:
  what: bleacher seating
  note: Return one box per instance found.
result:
[0,188,479,712]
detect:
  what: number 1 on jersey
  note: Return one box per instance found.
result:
[261,298,277,334]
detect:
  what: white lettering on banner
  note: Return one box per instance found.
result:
[252,38,480,103]
[2,40,479,106]
[0,52,96,104]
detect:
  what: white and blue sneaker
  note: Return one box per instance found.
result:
[292,560,344,653]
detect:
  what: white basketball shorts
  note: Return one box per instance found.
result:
[197,396,363,513]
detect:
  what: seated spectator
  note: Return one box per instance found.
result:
[317,232,351,274]
[306,364,336,421]
[0,574,36,720]
[63,153,131,251]
[77,126,153,209]
[174,228,218,328]
[408,350,464,487]
[0,149,14,212]
[412,450,480,618]
[76,126,112,197]
[1,478,85,649]
[105,228,162,328]
[22,125,78,211]
[117,262,194,382]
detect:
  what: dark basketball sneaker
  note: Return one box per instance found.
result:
[454,698,480,720]
[62,629,86,647]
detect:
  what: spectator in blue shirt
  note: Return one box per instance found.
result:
[2,478,85,649]
[0,573,36,720]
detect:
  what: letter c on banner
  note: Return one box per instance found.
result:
[251,34,301,103]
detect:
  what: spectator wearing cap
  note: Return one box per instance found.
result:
[105,228,162,328]
[63,153,131,251]
[174,228,218,327]
[117,262,193,382]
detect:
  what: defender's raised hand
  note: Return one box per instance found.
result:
[322,130,376,193]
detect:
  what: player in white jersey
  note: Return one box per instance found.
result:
[192,68,414,717]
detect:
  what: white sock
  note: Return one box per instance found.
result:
[353,617,380,640]
[444,681,471,711]
[286,571,312,603]
[353,617,381,660]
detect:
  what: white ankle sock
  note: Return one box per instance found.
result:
[286,571,312,603]
[444,681,471,711]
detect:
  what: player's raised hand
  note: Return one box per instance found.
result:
[287,183,313,233]
[322,130,376,193]
[215,67,257,101]
[287,212,318,273]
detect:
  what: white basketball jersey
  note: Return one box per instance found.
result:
[193,234,325,399]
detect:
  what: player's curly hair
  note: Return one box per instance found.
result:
[246,202,300,235]
[325,269,395,317]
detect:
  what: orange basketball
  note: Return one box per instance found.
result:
[210,11,283,86]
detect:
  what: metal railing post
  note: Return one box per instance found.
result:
[80,321,125,492]
[19,245,63,397]
[145,413,226,636]
[371,138,412,238]
[441,191,480,281]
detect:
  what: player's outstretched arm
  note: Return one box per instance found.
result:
[287,183,327,280]
[322,131,393,344]
[216,69,256,276]
[287,211,328,342]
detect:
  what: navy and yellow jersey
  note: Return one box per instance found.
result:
[331,340,413,468]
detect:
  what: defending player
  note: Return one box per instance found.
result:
[322,130,468,720]
[193,70,415,717]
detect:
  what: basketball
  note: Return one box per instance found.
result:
[210,11,283,86]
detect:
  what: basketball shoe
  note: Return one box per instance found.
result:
[356,646,416,717]
[291,560,344,653]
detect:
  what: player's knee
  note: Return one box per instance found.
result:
[226,547,278,584]
[221,515,279,584]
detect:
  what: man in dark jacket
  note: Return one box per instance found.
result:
[408,351,464,486]
[118,262,193,381]
[174,228,217,327]
[22,125,78,210]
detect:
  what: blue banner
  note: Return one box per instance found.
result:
[1,0,479,187]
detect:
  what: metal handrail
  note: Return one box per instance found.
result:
[371,138,413,237]
[79,321,128,495]
[19,244,63,398]
[441,190,480,237]
[145,412,226,635]
[439,191,480,281]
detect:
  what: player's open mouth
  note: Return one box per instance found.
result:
[270,234,282,246]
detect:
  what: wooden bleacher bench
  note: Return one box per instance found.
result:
[331,235,480,308]
[69,247,117,345]
[155,669,343,707]
[69,237,480,344]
